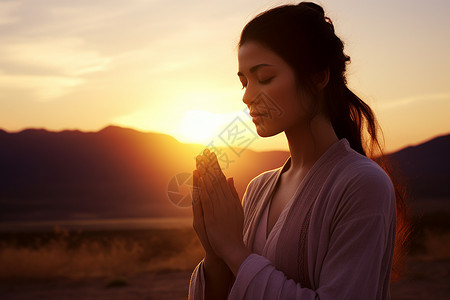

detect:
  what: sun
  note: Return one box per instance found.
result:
[176,110,227,144]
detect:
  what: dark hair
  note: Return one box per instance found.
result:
[239,1,411,281]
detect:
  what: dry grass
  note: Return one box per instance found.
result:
[0,226,205,282]
[2,211,448,283]
[408,210,450,261]
[421,230,450,260]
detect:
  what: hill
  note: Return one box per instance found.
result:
[386,134,450,198]
[0,126,288,221]
[0,126,448,222]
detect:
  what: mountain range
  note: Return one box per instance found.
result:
[0,126,448,222]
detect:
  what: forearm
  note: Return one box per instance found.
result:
[204,254,234,300]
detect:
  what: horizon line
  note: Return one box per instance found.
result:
[1,123,448,155]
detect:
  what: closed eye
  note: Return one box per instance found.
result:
[259,77,274,85]
[240,77,273,89]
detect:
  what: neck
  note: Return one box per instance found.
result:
[283,113,338,178]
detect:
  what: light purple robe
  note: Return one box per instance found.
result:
[189,138,396,299]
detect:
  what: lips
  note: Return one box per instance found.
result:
[249,111,266,117]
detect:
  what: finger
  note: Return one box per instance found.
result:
[192,170,202,217]
[196,154,205,170]
[192,174,213,253]
[197,150,212,170]
[198,155,220,190]
[203,150,217,172]
[208,152,232,199]
[201,148,211,169]
[198,176,214,217]
[192,171,203,228]
[200,155,214,181]
[227,177,240,201]
[192,169,200,206]
[197,160,209,180]
[209,152,226,179]
[198,155,216,184]
[192,186,203,223]
[200,165,222,201]
[199,153,227,203]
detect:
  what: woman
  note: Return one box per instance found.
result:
[189,2,409,299]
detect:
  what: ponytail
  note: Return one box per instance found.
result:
[239,1,412,281]
[326,81,412,281]
[326,84,376,157]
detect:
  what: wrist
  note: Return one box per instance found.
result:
[204,253,228,269]
[204,253,233,282]
[223,246,251,277]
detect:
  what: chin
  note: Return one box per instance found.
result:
[255,125,282,138]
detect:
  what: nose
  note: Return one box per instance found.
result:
[242,84,258,106]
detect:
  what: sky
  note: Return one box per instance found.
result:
[0,0,449,153]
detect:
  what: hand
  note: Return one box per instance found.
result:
[195,149,251,275]
[192,159,234,300]
[192,167,221,262]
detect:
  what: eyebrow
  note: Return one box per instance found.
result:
[237,63,273,76]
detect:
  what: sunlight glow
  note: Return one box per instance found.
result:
[2,0,448,153]
[176,110,228,144]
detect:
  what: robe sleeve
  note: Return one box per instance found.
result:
[226,163,396,300]
[188,259,206,300]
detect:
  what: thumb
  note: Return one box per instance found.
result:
[227,177,239,200]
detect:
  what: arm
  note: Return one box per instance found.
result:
[228,216,395,300]
[188,255,234,300]
[228,165,396,299]
[204,254,234,299]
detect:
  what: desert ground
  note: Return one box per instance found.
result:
[1,210,449,300]
[1,257,449,299]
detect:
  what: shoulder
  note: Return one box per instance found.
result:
[247,167,279,190]
[336,150,394,196]
[241,166,281,208]
[328,148,396,222]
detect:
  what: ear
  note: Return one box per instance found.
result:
[313,68,330,91]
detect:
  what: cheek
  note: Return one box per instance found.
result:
[268,78,305,120]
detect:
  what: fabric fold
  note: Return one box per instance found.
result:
[188,138,396,299]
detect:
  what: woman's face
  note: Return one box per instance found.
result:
[238,41,314,137]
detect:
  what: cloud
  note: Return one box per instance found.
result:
[0,38,111,76]
[0,70,84,100]
[0,0,231,102]
[0,1,22,26]
[0,0,254,103]
[0,37,111,101]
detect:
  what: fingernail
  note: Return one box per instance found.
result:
[203,148,210,155]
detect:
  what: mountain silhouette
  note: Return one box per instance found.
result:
[0,126,448,222]
[385,134,450,198]
[0,126,288,221]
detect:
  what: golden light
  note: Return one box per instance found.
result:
[176,109,228,145]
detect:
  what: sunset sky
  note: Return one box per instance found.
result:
[1,0,449,153]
